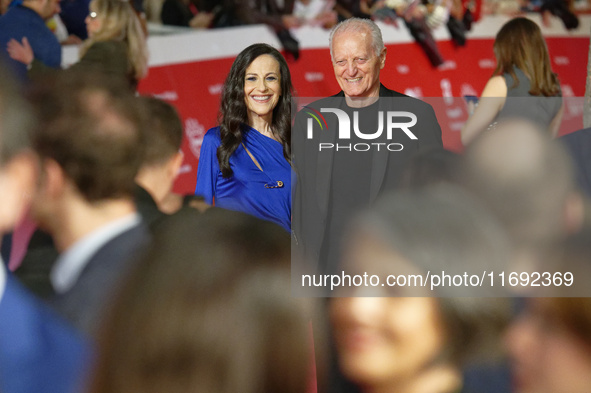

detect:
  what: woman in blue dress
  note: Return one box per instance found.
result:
[195,43,293,231]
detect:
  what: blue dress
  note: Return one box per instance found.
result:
[195,125,292,232]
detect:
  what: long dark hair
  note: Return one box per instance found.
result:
[493,17,560,97]
[217,43,293,178]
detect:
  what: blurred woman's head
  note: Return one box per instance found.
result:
[83,0,148,80]
[506,230,591,393]
[89,209,312,393]
[493,17,559,96]
[331,186,511,393]
[506,297,591,393]
[217,43,293,177]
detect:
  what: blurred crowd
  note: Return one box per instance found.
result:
[0,0,587,63]
[1,1,591,393]
[1,62,591,393]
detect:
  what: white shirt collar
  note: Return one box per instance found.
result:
[51,213,141,294]
[0,261,6,304]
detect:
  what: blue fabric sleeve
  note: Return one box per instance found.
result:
[194,128,221,204]
[0,272,90,393]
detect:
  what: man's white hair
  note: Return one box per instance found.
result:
[328,17,385,61]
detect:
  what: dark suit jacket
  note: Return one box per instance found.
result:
[560,127,591,198]
[292,85,443,278]
[134,184,168,230]
[51,223,149,338]
[0,271,90,393]
[15,229,59,299]
[15,185,158,300]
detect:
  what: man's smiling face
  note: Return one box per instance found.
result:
[331,28,386,99]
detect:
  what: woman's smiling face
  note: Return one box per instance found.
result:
[243,54,282,124]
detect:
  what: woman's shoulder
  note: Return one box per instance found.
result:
[481,75,507,98]
[83,41,128,66]
[489,75,507,85]
[77,40,130,78]
[88,40,127,53]
[203,126,222,143]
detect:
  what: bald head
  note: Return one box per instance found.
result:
[460,119,576,248]
[465,120,562,183]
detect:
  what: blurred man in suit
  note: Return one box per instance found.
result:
[0,62,89,393]
[28,71,149,338]
[134,95,184,227]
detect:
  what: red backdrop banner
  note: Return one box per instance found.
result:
[133,19,589,194]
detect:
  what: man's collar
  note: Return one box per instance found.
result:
[335,83,390,99]
[8,0,25,9]
[0,262,6,305]
[50,213,142,294]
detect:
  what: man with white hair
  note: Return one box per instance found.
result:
[292,17,443,280]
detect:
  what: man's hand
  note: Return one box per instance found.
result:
[61,35,83,45]
[189,12,214,28]
[282,14,301,29]
[7,37,34,66]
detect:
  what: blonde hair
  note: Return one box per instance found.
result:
[493,17,559,97]
[82,0,148,81]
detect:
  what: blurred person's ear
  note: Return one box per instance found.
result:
[41,0,60,19]
[563,191,585,235]
[39,158,67,199]
[168,151,184,182]
[0,151,38,233]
